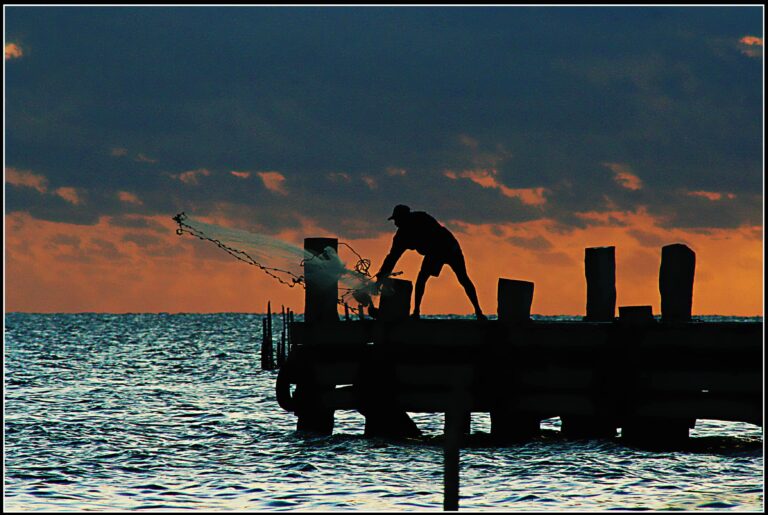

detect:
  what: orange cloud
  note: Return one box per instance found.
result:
[740,36,763,46]
[230,171,251,179]
[385,167,407,176]
[55,187,83,205]
[5,42,23,60]
[110,147,128,157]
[117,191,143,205]
[687,190,736,201]
[444,168,547,206]
[175,168,211,185]
[739,35,763,57]
[257,171,288,195]
[6,167,48,193]
[603,162,643,190]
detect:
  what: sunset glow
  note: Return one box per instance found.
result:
[5,7,763,316]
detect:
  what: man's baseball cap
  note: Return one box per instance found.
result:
[388,204,411,220]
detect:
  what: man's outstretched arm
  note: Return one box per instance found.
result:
[375,238,406,281]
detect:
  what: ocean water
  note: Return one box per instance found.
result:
[4,313,763,511]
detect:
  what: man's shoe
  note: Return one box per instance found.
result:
[410,312,421,320]
[476,312,488,321]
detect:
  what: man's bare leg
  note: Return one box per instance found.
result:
[451,259,486,320]
[412,269,430,319]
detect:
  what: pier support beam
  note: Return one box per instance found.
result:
[490,411,540,443]
[584,246,616,321]
[660,244,695,323]
[492,279,540,442]
[561,415,616,439]
[621,417,694,449]
[295,238,339,435]
[362,282,422,438]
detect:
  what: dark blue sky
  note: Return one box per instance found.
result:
[5,6,763,238]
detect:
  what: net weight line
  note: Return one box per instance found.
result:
[172,212,383,314]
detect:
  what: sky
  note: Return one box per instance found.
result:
[4,6,764,315]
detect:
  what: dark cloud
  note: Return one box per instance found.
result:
[5,7,762,237]
[507,235,553,251]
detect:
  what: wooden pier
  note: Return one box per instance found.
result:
[278,317,761,434]
[275,239,761,441]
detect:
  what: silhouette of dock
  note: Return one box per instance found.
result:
[273,238,762,510]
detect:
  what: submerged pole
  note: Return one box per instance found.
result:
[443,410,461,511]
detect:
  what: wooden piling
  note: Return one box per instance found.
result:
[491,278,539,441]
[287,309,294,354]
[261,317,273,370]
[344,303,350,321]
[443,410,461,511]
[296,239,338,434]
[304,238,340,323]
[279,305,287,366]
[660,243,695,323]
[585,246,616,321]
[497,278,534,323]
[378,278,413,322]
[358,304,365,321]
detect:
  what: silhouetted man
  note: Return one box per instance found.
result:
[375,205,487,320]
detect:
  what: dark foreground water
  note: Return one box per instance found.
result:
[4,313,763,511]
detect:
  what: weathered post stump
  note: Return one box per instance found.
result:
[294,237,339,435]
[660,243,695,323]
[618,305,655,325]
[378,278,413,322]
[584,246,616,321]
[497,278,534,322]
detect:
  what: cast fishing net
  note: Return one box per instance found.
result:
[172,212,381,311]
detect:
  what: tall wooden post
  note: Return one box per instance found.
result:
[497,278,534,323]
[491,278,539,441]
[378,278,412,322]
[443,410,461,511]
[304,238,339,323]
[295,238,338,435]
[585,246,616,321]
[660,243,695,323]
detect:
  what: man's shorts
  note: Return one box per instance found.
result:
[422,247,464,278]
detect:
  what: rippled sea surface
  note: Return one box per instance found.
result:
[5,313,763,511]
